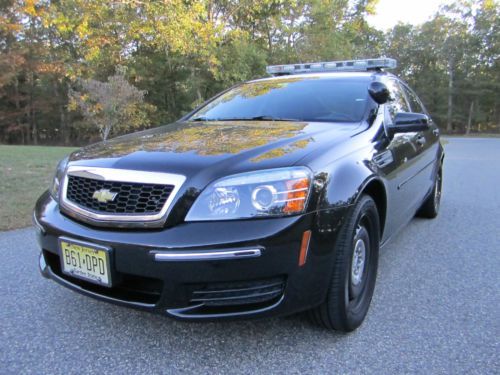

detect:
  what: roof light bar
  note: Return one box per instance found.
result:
[266,58,397,76]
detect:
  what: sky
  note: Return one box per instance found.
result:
[367,0,447,30]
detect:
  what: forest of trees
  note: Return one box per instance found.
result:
[0,0,498,146]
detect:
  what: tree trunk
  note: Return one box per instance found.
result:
[265,21,273,54]
[29,71,38,145]
[60,104,69,145]
[13,77,26,144]
[54,82,69,145]
[196,86,203,104]
[28,16,38,145]
[446,61,453,132]
[102,121,113,141]
[466,101,474,135]
[13,76,21,122]
[494,98,499,133]
[103,129,109,141]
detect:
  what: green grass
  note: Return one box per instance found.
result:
[0,145,76,231]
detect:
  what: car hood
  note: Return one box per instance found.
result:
[69,120,365,179]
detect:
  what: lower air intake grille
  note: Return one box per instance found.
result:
[190,277,285,307]
[66,175,174,215]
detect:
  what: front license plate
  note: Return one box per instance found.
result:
[58,237,112,287]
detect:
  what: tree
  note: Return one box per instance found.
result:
[383,0,499,134]
[69,66,156,141]
[1,0,499,145]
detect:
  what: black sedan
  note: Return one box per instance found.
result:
[34,58,444,332]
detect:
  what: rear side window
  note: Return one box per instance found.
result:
[385,79,409,120]
[402,84,425,114]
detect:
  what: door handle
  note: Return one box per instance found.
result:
[416,135,426,146]
[432,128,440,136]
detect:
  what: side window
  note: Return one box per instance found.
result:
[385,79,410,121]
[402,84,425,114]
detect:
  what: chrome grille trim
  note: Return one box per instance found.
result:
[152,248,262,261]
[60,166,186,225]
[66,176,174,214]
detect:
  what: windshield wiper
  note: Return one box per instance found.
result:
[245,115,299,122]
[190,115,299,122]
[190,116,217,122]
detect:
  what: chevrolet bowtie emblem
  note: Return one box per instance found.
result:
[92,189,118,203]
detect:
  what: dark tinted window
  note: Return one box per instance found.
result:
[190,77,370,123]
[386,79,409,120]
[402,84,425,114]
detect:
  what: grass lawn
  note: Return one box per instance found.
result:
[0,145,76,231]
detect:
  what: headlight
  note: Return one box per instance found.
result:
[186,167,312,221]
[49,156,69,201]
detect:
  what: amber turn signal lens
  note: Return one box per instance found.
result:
[283,178,310,214]
[299,230,312,266]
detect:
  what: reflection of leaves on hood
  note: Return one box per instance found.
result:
[251,139,313,163]
[72,121,308,159]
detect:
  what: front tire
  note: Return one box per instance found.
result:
[417,166,442,219]
[309,195,380,332]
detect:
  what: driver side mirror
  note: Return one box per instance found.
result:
[389,112,429,134]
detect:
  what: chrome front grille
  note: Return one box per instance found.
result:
[60,166,186,226]
[66,175,174,215]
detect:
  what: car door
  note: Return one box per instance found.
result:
[377,78,423,237]
[400,82,440,200]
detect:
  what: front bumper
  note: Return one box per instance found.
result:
[35,191,350,320]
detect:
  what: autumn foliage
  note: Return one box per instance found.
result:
[0,0,498,145]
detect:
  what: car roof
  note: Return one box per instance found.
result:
[248,71,395,84]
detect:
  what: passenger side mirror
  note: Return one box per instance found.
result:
[389,112,429,134]
[368,82,390,104]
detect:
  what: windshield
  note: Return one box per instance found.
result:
[189,77,370,123]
